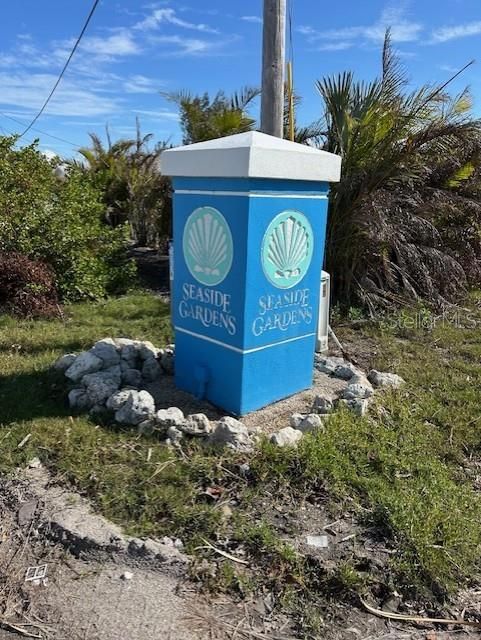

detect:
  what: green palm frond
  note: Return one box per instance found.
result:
[162,87,258,144]
[230,86,261,111]
[445,161,476,188]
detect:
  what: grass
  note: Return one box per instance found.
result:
[1,291,481,635]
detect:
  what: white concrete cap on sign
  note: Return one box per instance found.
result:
[160,131,342,183]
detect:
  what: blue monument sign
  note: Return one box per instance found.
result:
[161,131,341,415]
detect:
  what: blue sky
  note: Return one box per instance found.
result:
[0,0,480,158]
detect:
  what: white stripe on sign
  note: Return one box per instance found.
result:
[174,326,316,354]
[174,190,328,199]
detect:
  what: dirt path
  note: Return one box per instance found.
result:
[2,464,480,640]
[0,467,219,640]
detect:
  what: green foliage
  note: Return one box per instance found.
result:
[165,88,260,144]
[76,121,172,247]
[445,161,476,188]
[0,136,135,301]
[318,30,481,311]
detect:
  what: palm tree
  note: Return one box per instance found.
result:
[76,121,171,246]
[164,87,260,144]
[318,30,480,312]
[77,130,133,227]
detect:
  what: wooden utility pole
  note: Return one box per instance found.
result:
[260,0,286,138]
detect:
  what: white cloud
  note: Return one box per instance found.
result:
[299,4,422,49]
[135,8,219,34]
[150,34,221,55]
[0,3,233,131]
[241,16,262,24]
[1,32,139,75]
[123,75,162,94]
[1,109,37,118]
[0,54,18,67]
[430,21,481,43]
[317,41,353,51]
[0,72,120,117]
[80,31,141,57]
[132,109,179,121]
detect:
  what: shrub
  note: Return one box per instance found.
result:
[0,136,136,301]
[0,252,59,317]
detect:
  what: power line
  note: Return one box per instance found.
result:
[18,0,101,139]
[0,111,80,147]
[0,120,38,145]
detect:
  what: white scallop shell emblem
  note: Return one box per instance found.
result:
[183,207,233,286]
[268,216,309,278]
[262,211,314,289]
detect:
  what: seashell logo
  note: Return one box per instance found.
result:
[183,206,234,286]
[262,211,314,289]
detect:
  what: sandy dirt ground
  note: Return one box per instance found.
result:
[146,369,347,434]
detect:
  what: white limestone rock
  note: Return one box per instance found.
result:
[341,375,374,400]
[28,457,42,469]
[161,536,184,549]
[106,389,135,411]
[117,340,139,368]
[82,370,120,406]
[298,414,325,434]
[313,395,334,414]
[368,370,406,389]
[141,357,163,382]
[333,362,361,380]
[181,413,212,436]
[314,355,346,375]
[138,341,160,361]
[160,349,175,375]
[314,355,362,381]
[290,413,305,429]
[306,534,329,549]
[137,419,156,436]
[156,407,185,428]
[82,367,121,387]
[340,398,371,416]
[166,426,184,444]
[209,417,253,452]
[121,368,142,388]
[68,388,93,412]
[65,351,103,382]
[90,338,120,368]
[270,426,303,447]
[53,353,77,372]
[114,338,136,347]
[115,390,155,426]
